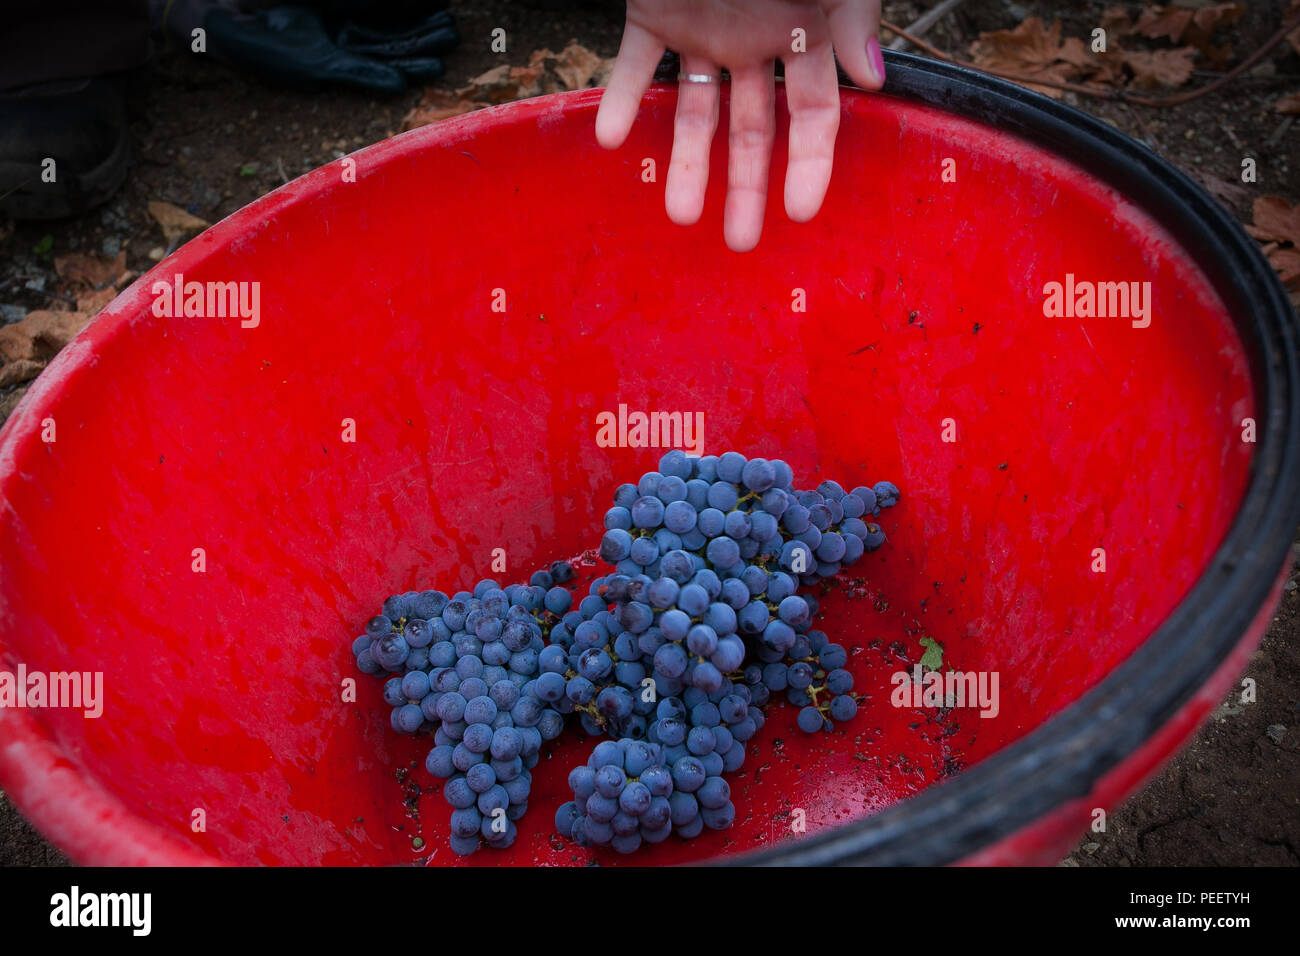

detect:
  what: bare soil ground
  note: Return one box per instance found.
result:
[1,0,1296,866]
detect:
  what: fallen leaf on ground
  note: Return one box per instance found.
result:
[457,63,545,103]
[1188,168,1252,210]
[0,309,95,376]
[1246,195,1300,245]
[1278,92,1300,114]
[553,41,613,90]
[1127,1,1237,67]
[1135,3,1242,59]
[1056,36,1095,71]
[0,359,44,388]
[1099,5,1135,39]
[76,287,120,315]
[0,384,30,425]
[1121,46,1198,88]
[147,201,209,243]
[402,42,613,131]
[1246,195,1300,289]
[970,18,1076,73]
[969,18,1087,96]
[974,6,1240,94]
[1135,6,1191,44]
[918,636,944,671]
[1260,245,1300,288]
[53,250,127,290]
[401,88,481,130]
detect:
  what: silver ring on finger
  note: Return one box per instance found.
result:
[678,72,720,84]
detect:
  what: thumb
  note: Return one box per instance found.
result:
[820,0,885,91]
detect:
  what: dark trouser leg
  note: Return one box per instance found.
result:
[0,1,148,220]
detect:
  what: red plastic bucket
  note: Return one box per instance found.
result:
[1,52,1296,866]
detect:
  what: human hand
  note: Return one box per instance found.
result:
[596,0,885,252]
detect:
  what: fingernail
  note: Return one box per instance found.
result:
[867,36,886,85]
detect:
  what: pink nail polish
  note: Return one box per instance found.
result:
[867,36,886,85]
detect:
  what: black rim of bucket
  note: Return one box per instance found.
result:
[707,50,1300,866]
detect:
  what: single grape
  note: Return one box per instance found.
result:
[873,481,901,509]
[797,706,824,733]
[826,668,854,695]
[600,528,633,563]
[830,695,858,721]
[820,644,848,670]
[716,452,746,483]
[630,495,666,529]
[741,458,776,492]
[697,776,731,809]
[671,756,706,793]
[555,801,581,839]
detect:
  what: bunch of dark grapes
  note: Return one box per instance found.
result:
[351,451,899,856]
[553,679,763,852]
[350,562,576,854]
[530,451,895,849]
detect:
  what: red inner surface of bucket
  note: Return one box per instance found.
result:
[0,87,1254,865]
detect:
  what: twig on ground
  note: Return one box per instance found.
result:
[1123,101,1160,151]
[886,0,968,51]
[1265,115,1296,148]
[30,288,78,306]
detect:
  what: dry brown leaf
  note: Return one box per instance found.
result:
[1245,195,1300,245]
[1135,3,1242,44]
[148,201,209,243]
[1291,0,1300,56]
[1271,247,1300,287]
[511,63,548,98]
[0,384,30,426]
[1135,3,1242,66]
[1058,36,1128,88]
[1062,22,1125,86]
[1086,53,1127,87]
[1188,168,1252,210]
[401,43,614,132]
[1247,196,1300,290]
[971,18,1076,73]
[1135,6,1194,44]
[1277,91,1300,114]
[401,88,481,131]
[54,251,126,290]
[969,18,1086,96]
[1099,6,1135,39]
[466,64,511,99]
[454,63,547,103]
[1057,36,1094,70]
[0,309,95,364]
[553,41,612,91]
[1186,4,1243,67]
[1259,242,1300,288]
[1121,46,1198,88]
[76,287,119,315]
[0,359,44,388]
[1188,4,1243,38]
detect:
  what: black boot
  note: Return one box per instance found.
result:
[0,78,131,221]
